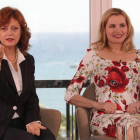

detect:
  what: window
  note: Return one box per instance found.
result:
[0,1,89,139]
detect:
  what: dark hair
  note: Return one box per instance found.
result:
[0,6,31,55]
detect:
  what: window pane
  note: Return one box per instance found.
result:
[1,0,89,80]
[112,0,140,49]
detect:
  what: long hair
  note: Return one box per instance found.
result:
[0,6,31,55]
[90,8,135,52]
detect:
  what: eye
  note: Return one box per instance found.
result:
[12,27,18,30]
[0,27,6,31]
[109,24,115,28]
[120,24,125,27]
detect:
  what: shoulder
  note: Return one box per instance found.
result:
[135,49,140,59]
[84,48,98,58]
[82,49,98,64]
[24,53,34,61]
[85,48,98,56]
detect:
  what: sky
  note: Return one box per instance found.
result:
[0,0,140,33]
[0,0,89,33]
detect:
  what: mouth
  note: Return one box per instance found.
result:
[113,34,123,38]
[6,38,14,42]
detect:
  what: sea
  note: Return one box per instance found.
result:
[28,32,140,115]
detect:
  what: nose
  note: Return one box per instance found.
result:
[6,29,13,36]
[115,26,121,33]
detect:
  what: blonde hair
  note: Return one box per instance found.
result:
[90,8,135,52]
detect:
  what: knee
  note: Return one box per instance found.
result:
[40,129,56,140]
[23,133,37,140]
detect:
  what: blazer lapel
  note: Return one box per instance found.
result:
[19,59,27,98]
[1,60,17,93]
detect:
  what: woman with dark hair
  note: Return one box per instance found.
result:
[0,6,55,140]
[65,8,140,139]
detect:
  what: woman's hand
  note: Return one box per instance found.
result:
[0,44,4,63]
[94,102,117,114]
[26,121,46,136]
[127,101,140,114]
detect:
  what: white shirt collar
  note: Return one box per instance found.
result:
[3,48,25,64]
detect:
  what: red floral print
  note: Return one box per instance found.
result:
[121,66,129,72]
[90,112,94,120]
[93,123,99,127]
[133,68,138,74]
[102,124,116,137]
[116,104,123,110]
[136,86,139,93]
[78,60,84,70]
[114,117,121,123]
[94,75,98,83]
[87,49,91,52]
[98,79,105,87]
[134,93,138,99]
[96,111,106,117]
[122,62,126,65]
[135,58,140,62]
[76,76,85,83]
[106,100,111,103]
[112,61,121,67]
[125,105,128,110]
[121,100,126,105]
[69,79,75,85]
[105,66,129,93]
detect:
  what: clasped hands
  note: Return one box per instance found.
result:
[26,121,46,136]
[96,101,140,114]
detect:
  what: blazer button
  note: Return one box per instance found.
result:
[13,106,17,110]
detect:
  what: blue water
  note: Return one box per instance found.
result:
[28,32,140,114]
[28,32,89,114]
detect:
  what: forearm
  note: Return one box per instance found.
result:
[69,94,97,108]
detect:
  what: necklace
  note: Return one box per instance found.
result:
[10,51,18,64]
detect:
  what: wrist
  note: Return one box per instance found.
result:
[91,101,97,108]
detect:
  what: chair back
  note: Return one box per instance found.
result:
[40,108,61,139]
[82,82,95,101]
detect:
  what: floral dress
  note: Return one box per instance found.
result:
[64,49,140,137]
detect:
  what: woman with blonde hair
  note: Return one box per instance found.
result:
[65,8,140,139]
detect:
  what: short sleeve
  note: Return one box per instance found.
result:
[64,49,97,102]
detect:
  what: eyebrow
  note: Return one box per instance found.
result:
[1,25,19,27]
[109,23,126,25]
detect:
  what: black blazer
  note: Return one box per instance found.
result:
[0,53,40,138]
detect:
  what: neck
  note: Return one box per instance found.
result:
[4,47,17,63]
[107,43,122,53]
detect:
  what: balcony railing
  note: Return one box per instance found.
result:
[35,79,90,140]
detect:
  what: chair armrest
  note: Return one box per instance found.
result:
[40,108,61,139]
[76,107,91,140]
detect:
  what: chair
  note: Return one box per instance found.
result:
[40,108,61,139]
[76,83,115,140]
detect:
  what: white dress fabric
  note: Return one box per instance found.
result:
[64,49,140,137]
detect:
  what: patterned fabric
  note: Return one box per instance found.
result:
[64,49,140,137]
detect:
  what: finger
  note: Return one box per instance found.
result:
[31,128,40,136]
[39,125,46,130]
[105,106,111,114]
[132,108,136,114]
[27,126,32,133]
[136,106,140,112]
[29,126,36,135]
[110,104,116,113]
